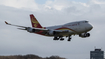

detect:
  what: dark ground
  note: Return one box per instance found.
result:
[0,54,66,59]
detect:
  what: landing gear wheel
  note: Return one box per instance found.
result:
[53,37,59,40]
[68,38,71,41]
[60,38,64,41]
[68,36,71,41]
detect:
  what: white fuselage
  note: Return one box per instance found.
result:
[45,21,93,36]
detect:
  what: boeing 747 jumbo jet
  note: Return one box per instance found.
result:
[5,14,93,41]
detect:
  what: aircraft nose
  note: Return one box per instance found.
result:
[89,24,93,30]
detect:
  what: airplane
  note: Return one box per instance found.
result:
[5,14,93,41]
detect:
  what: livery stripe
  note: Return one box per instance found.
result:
[55,27,77,32]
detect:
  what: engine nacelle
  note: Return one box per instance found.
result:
[27,27,36,33]
[79,33,90,38]
[48,30,55,35]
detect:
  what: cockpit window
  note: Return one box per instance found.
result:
[85,21,88,23]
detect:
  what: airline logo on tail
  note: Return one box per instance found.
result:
[30,14,42,28]
[31,17,38,27]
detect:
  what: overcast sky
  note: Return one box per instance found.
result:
[0,0,105,59]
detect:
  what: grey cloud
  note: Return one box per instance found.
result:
[0,0,105,59]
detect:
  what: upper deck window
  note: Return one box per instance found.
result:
[85,21,88,23]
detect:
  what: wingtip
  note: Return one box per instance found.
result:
[5,21,8,24]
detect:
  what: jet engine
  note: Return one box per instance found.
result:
[79,33,90,38]
[27,27,36,33]
[48,30,56,35]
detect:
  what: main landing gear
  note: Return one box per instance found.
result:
[68,36,71,41]
[53,37,64,41]
[53,36,71,41]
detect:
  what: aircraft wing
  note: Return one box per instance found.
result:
[5,21,74,36]
[54,30,74,34]
[5,21,27,28]
[5,21,49,32]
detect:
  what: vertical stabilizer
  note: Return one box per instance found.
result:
[30,14,42,28]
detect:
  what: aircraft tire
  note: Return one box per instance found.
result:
[53,37,59,40]
[60,38,64,41]
[68,38,71,41]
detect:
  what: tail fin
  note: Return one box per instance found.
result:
[30,14,43,28]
